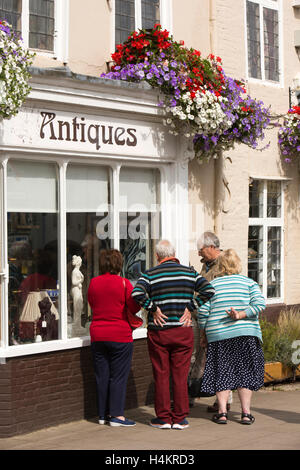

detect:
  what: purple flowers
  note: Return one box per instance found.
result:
[278,109,300,162]
[193,74,272,159]
[102,38,273,161]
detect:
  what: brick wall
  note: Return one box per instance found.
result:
[0,338,154,437]
[262,303,300,324]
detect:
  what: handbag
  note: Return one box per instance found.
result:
[123,279,143,330]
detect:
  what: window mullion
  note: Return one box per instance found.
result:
[21,0,30,49]
[58,161,68,340]
[135,0,142,30]
[262,182,268,299]
[1,159,9,349]
[111,164,120,250]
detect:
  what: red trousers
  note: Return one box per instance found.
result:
[147,326,194,424]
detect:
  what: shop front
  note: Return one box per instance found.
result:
[0,68,191,436]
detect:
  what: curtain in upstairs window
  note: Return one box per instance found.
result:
[29,0,55,51]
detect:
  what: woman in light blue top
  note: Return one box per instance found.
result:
[197,249,266,425]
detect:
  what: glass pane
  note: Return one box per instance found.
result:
[267,226,281,298]
[119,167,159,212]
[249,180,264,218]
[267,181,281,217]
[7,161,59,346]
[115,0,135,46]
[119,168,161,284]
[0,0,22,36]
[142,0,160,29]
[247,1,261,79]
[66,165,109,212]
[66,164,111,338]
[248,225,263,291]
[29,0,54,51]
[263,8,279,82]
[7,160,57,212]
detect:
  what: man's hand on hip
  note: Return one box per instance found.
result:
[153,307,168,327]
[179,308,192,327]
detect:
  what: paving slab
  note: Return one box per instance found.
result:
[0,383,299,451]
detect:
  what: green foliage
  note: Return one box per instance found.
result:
[260,318,278,363]
[261,310,300,369]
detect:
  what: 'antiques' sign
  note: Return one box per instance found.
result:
[0,107,177,160]
[40,112,137,150]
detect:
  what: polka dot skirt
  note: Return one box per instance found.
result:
[200,336,265,394]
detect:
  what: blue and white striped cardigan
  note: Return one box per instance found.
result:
[197,274,266,343]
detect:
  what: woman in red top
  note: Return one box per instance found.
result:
[88,249,140,427]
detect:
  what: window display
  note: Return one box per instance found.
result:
[7,160,59,345]
[66,164,111,337]
[119,167,161,284]
[4,159,162,347]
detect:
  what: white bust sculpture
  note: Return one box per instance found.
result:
[71,255,84,329]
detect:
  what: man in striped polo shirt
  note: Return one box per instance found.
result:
[131,240,215,430]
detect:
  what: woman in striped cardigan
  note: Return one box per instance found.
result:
[197,249,266,425]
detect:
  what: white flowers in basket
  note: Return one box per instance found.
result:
[0,20,35,119]
[164,89,232,139]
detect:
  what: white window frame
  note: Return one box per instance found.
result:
[244,0,284,87]
[111,0,173,51]
[20,0,69,62]
[248,177,286,304]
[0,155,169,357]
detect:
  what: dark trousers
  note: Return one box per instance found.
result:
[91,341,133,418]
[147,327,194,424]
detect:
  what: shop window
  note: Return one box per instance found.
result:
[248,179,283,301]
[119,167,160,284]
[7,160,59,345]
[246,0,280,83]
[115,0,171,46]
[66,164,111,338]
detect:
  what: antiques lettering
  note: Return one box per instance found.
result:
[40,112,137,149]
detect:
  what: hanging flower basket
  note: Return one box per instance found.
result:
[102,24,273,161]
[278,106,300,163]
[0,20,35,120]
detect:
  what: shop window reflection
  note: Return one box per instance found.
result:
[7,160,59,345]
[66,164,111,338]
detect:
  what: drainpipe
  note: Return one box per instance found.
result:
[209,0,223,236]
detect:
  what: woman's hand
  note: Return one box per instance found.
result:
[226,307,247,320]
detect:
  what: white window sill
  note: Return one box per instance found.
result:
[266,299,284,305]
[0,328,148,360]
[247,78,283,89]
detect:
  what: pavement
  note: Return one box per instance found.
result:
[0,383,300,452]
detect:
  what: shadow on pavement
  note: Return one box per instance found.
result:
[251,407,300,424]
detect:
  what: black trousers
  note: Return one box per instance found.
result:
[91,341,133,418]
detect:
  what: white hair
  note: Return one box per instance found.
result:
[197,231,220,250]
[155,240,176,260]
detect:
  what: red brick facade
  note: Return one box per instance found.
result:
[0,339,154,437]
